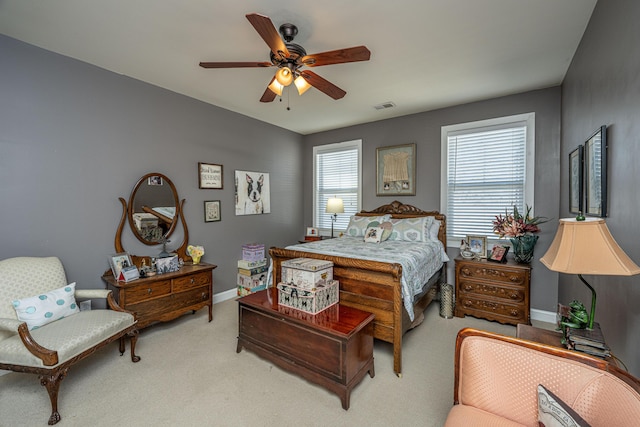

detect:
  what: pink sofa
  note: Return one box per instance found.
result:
[445,328,640,426]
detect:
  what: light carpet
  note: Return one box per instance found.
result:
[0,297,516,426]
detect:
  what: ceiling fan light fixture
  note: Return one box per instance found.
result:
[268,79,284,96]
[275,68,294,86]
[294,75,312,95]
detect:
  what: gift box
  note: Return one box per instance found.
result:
[277,280,339,314]
[237,272,267,289]
[281,258,333,290]
[242,243,265,261]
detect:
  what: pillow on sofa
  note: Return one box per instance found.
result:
[346,215,390,237]
[12,282,80,330]
[537,384,591,427]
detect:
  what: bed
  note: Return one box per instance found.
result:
[269,201,448,376]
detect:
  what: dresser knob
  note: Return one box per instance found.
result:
[191,278,195,284]
[509,292,519,299]
[147,288,152,294]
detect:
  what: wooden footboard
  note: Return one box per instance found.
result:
[269,247,444,376]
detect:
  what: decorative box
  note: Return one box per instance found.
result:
[281,258,333,290]
[242,243,265,261]
[133,213,158,229]
[277,280,339,314]
[237,258,267,269]
[237,272,267,289]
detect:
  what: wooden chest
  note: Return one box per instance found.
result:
[102,263,216,329]
[455,257,531,326]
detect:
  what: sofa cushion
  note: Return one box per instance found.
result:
[0,309,135,368]
[538,384,590,427]
[12,283,79,330]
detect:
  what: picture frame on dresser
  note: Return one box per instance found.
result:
[466,235,487,258]
[109,252,133,280]
[569,145,584,215]
[488,245,510,263]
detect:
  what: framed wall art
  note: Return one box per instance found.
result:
[584,125,607,217]
[569,145,584,215]
[376,143,416,196]
[204,200,221,222]
[199,162,223,189]
[235,170,271,215]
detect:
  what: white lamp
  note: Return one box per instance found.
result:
[540,218,640,329]
[325,197,344,238]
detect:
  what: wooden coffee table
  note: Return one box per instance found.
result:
[237,288,375,410]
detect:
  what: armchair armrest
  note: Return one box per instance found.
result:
[75,289,111,300]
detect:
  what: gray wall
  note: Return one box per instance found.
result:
[303,87,562,313]
[560,0,640,376]
[0,35,304,296]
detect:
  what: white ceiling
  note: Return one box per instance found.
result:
[0,0,597,135]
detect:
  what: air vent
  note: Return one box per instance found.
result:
[374,101,396,110]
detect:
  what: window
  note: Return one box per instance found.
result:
[441,113,535,247]
[313,140,362,234]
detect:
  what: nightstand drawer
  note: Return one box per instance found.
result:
[457,263,528,285]
[457,295,527,323]
[458,280,526,303]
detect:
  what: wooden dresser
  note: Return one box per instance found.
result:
[455,257,531,326]
[102,263,216,329]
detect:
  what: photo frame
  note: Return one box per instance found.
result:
[584,125,607,217]
[306,227,319,236]
[109,252,133,280]
[569,145,584,215]
[488,245,510,263]
[204,200,221,222]
[376,143,416,196]
[198,162,223,189]
[155,255,180,274]
[466,235,487,258]
[147,175,163,186]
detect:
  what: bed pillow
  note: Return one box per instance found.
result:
[364,226,385,243]
[12,282,80,330]
[388,216,435,242]
[346,214,391,237]
[430,219,441,241]
[537,384,591,427]
[379,221,393,241]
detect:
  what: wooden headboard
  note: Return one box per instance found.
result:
[357,200,447,247]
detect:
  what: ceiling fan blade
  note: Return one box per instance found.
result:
[260,77,278,103]
[246,13,289,58]
[199,61,272,69]
[301,46,371,67]
[299,70,346,100]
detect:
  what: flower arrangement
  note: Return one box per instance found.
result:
[492,205,547,238]
[187,245,205,264]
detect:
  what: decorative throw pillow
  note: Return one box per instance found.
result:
[345,214,391,237]
[364,226,384,243]
[387,216,434,242]
[537,384,591,427]
[379,221,393,241]
[429,219,441,241]
[12,282,80,330]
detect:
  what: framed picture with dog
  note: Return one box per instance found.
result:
[234,170,271,215]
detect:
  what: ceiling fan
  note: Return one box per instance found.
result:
[199,13,371,102]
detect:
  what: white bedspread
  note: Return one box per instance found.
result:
[283,237,449,321]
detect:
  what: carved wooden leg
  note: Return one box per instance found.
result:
[40,368,68,425]
[128,329,141,362]
[119,336,125,355]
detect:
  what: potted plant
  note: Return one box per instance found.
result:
[492,205,547,263]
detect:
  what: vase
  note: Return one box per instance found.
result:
[191,255,201,265]
[510,235,538,264]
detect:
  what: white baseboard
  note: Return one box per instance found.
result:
[213,288,237,304]
[531,308,556,324]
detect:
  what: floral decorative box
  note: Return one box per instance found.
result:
[242,243,265,262]
[281,257,333,290]
[277,280,339,314]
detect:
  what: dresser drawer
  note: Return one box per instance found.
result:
[457,262,528,286]
[458,280,526,303]
[173,271,211,292]
[125,280,171,304]
[457,295,527,324]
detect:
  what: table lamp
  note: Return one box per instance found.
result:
[325,197,344,238]
[540,217,640,330]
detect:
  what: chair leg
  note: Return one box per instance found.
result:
[39,368,68,425]
[128,329,141,363]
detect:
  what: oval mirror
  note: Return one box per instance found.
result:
[127,173,179,245]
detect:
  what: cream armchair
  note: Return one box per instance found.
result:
[0,257,139,425]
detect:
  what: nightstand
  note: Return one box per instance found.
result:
[455,256,531,325]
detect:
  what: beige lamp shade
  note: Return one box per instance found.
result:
[540,218,640,275]
[325,198,344,214]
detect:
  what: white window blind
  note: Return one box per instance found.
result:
[313,140,361,233]
[441,114,535,246]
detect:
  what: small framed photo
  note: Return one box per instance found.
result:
[466,235,487,258]
[306,227,319,236]
[147,175,163,186]
[204,200,221,222]
[155,255,180,274]
[109,252,133,280]
[199,162,223,189]
[488,245,510,263]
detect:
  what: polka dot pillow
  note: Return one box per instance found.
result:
[12,282,80,330]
